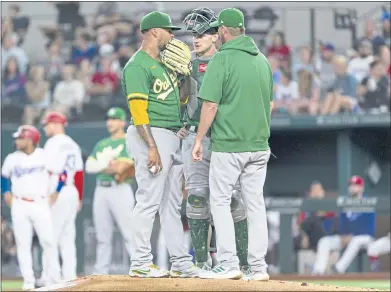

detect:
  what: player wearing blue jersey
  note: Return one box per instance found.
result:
[312,176,376,275]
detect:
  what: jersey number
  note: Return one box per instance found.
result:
[65,154,76,170]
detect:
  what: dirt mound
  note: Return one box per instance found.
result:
[33,275,376,291]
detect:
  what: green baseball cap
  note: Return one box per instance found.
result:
[140,11,181,31]
[106,107,127,121]
[210,8,245,28]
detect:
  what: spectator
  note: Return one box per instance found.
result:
[381,10,390,47]
[379,45,391,76]
[117,45,135,69]
[93,2,121,29]
[357,19,385,56]
[88,57,119,108]
[312,176,376,275]
[268,55,282,97]
[2,57,26,105]
[295,69,320,115]
[267,31,291,70]
[7,4,30,46]
[321,55,359,115]
[23,65,51,125]
[44,41,65,91]
[1,33,29,74]
[1,18,13,43]
[76,59,93,102]
[294,181,336,252]
[49,64,85,117]
[348,40,374,83]
[97,44,120,74]
[71,32,98,65]
[357,60,390,114]
[292,46,314,81]
[40,2,85,42]
[274,69,298,114]
[316,42,337,99]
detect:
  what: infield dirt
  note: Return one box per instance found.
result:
[34,275,380,291]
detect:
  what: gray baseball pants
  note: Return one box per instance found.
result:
[126,125,193,271]
[209,150,271,272]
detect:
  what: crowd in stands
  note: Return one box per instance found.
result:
[2,3,390,125]
[268,13,390,116]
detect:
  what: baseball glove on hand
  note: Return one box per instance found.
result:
[110,160,135,183]
[160,39,192,76]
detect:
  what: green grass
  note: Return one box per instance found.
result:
[1,280,22,291]
[304,280,391,290]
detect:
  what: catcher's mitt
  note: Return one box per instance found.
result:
[160,39,192,76]
[111,159,135,183]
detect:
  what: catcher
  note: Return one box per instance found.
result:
[160,7,249,275]
[85,107,136,275]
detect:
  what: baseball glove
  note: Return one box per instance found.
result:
[160,39,192,76]
[111,159,135,183]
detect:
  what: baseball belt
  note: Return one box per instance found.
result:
[97,180,116,188]
[14,196,46,202]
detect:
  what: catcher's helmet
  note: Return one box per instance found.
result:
[183,7,218,35]
[41,111,68,126]
[12,125,41,145]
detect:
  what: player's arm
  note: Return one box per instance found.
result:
[1,155,13,207]
[197,55,224,141]
[124,65,158,149]
[85,141,112,174]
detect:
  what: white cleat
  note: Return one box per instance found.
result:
[241,266,269,281]
[129,264,170,278]
[170,264,201,278]
[199,264,242,280]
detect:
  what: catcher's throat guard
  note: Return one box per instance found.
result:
[183,7,218,35]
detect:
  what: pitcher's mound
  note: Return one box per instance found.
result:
[34,275,375,291]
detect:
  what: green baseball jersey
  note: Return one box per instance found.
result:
[88,137,132,183]
[122,50,183,129]
[183,53,212,127]
[199,35,273,153]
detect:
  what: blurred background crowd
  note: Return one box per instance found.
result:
[1,2,390,125]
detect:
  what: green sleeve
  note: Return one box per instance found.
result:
[116,140,134,163]
[268,62,274,102]
[122,65,150,101]
[198,54,224,104]
[88,141,100,160]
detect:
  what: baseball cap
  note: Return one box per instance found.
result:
[140,11,181,31]
[349,175,364,186]
[322,42,335,52]
[210,8,245,28]
[106,107,127,121]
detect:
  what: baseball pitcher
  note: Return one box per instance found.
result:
[1,126,60,290]
[85,107,136,274]
[122,11,199,278]
[172,7,249,272]
[192,8,273,281]
[42,112,85,282]
[312,176,376,275]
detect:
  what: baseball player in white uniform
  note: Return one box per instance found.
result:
[367,232,391,271]
[41,112,84,282]
[1,125,60,290]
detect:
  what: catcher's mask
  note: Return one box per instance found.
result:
[183,7,218,35]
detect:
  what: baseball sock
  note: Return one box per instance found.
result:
[188,218,209,263]
[234,219,249,267]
